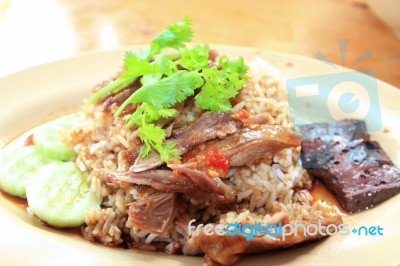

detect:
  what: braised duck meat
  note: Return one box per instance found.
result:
[99,169,237,206]
[194,124,301,168]
[130,110,268,173]
[129,192,176,234]
[171,124,301,178]
[130,111,244,172]
[102,123,300,206]
[183,204,343,265]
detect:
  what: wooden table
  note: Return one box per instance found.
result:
[0,0,399,88]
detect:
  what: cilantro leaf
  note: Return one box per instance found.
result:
[140,52,179,85]
[137,123,180,161]
[120,51,159,78]
[159,142,180,163]
[195,56,248,111]
[137,123,166,157]
[218,55,248,76]
[123,103,176,127]
[195,68,233,112]
[137,71,202,108]
[88,76,137,104]
[177,44,210,71]
[88,17,249,163]
[149,16,193,59]
[115,71,202,117]
[89,52,159,103]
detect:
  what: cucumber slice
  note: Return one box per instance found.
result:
[0,146,49,198]
[33,115,84,161]
[26,161,101,228]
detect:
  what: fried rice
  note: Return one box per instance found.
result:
[68,57,334,257]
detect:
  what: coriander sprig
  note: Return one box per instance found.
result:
[89,17,248,162]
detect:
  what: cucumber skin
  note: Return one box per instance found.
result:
[26,161,101,228]
[1,115,101,228]
[0,146,49,198]
[33,115,84,161]
[34,140,76,162]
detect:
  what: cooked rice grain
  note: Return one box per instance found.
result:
[74,57,318,251]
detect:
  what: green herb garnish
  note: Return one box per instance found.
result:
[89,17,248,162]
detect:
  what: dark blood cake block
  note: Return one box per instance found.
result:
[299,120,400,212]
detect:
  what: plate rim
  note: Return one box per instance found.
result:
[0,46,399,266]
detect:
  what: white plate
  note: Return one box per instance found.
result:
[0,46,399,266]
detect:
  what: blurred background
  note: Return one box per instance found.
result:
[0,0,399,87]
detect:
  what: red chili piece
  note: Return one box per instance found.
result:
[234,109,252,126]
[205,148,228,175]
[237,109,250,121]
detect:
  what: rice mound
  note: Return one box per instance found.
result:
[71,57,324,251]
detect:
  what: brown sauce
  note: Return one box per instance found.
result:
[0,118,89,243]
[0,189,28,209]
[0,189,83,237]
[1,114,350,254]
[309,180,347,215]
